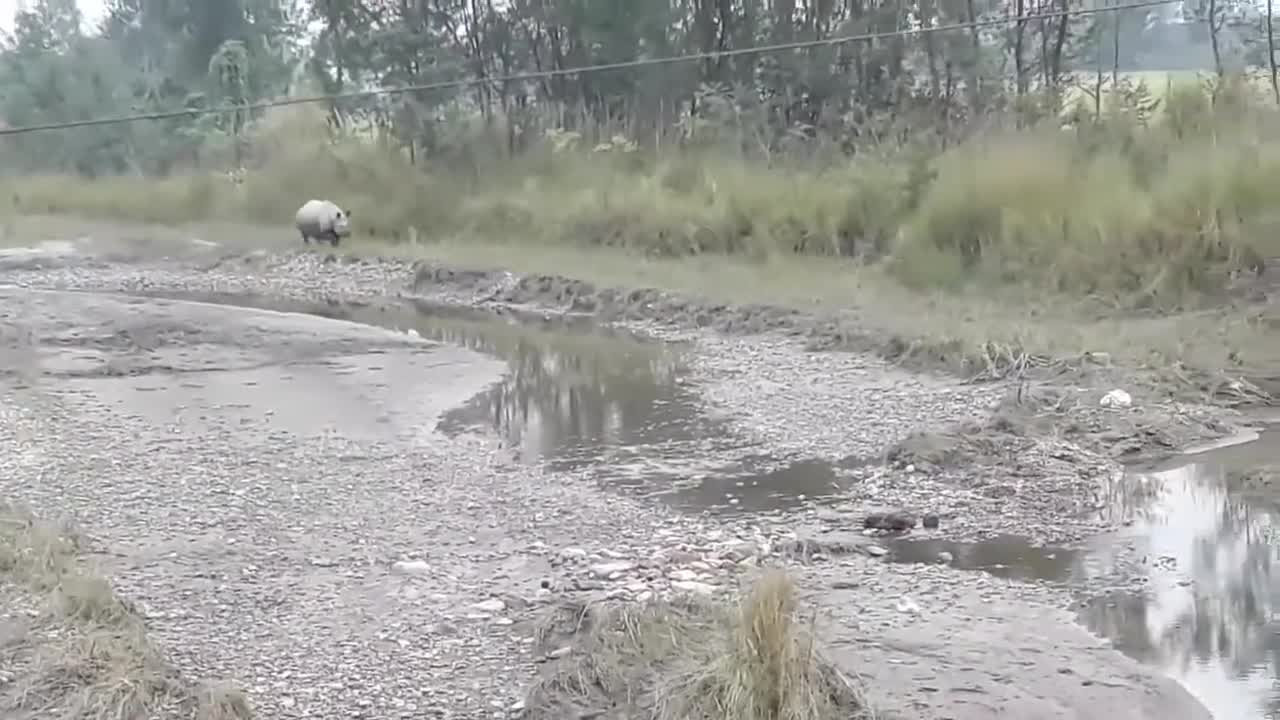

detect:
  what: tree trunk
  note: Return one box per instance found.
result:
[965,0,982,113]
[1209,0,1223,76]
[1268,0,1278,104]
[1111,0,1121,89]
[1049,0,1070,87]
[1013,0,1027,97]
[922,0,941,100]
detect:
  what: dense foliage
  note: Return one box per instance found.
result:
[0,0,1270,175]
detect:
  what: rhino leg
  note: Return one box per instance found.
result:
[300,230,311,245]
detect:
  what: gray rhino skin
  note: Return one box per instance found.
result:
[295,199,352,247]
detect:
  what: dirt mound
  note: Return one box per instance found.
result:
[887,377,1242,474]
[522,570,876,720]
[0,503,251,720]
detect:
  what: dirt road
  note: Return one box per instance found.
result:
[0,229,1218,719]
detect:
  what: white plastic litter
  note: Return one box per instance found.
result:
[1100,389,1132,409]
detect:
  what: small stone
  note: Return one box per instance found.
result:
[671,580,717,596]
[556,547,588,564]
[723,542,757,561]
[937,551,954,564]
[1084,351,1112,365]
[589,561,636,578]
[391,560,431,575]
[666,550,700,564]
[471,599,506,613]
[864,545,888,557]
[922,514,941,529]
[864,511,917,532]
[668,569,699,582]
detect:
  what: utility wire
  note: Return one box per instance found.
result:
[0,0,1185,137]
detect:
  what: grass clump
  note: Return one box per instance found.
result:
[0,502,253,720]
[523,569,871,720]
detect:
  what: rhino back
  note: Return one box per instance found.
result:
[295,200,333,235]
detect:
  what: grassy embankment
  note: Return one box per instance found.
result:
[3,75,1280,384]
[0,503,253,720]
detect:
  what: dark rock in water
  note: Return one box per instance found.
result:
[921,514,941,529]
[863,510,917,532]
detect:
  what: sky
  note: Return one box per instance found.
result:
[0,0,106,33]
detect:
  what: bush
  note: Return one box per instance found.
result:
[4,76,1280,309]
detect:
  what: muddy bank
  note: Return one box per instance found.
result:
[0,277,1212,718]
[408,262,1254,452]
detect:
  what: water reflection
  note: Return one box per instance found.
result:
[887,535,1080,581]
[133,290,851,513]
[421,309,858,512]
[1078,454,1280,720]
[429,316,715,467]
[614,457,858,515]
[877,428,1280,719]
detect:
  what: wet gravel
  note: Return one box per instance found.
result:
[647,328,1006,462]
[0,243,1223,719]
[2,251,1113,540]
[0,292,765,718]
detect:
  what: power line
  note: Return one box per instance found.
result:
[0,0,1185,137]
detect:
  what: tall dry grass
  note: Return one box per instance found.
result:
[524,569,870,720]
[5,75,1280,308]
[0,503,253,720]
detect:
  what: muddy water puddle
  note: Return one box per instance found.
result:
[879,428,1280,720]
[126,290,860,514]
